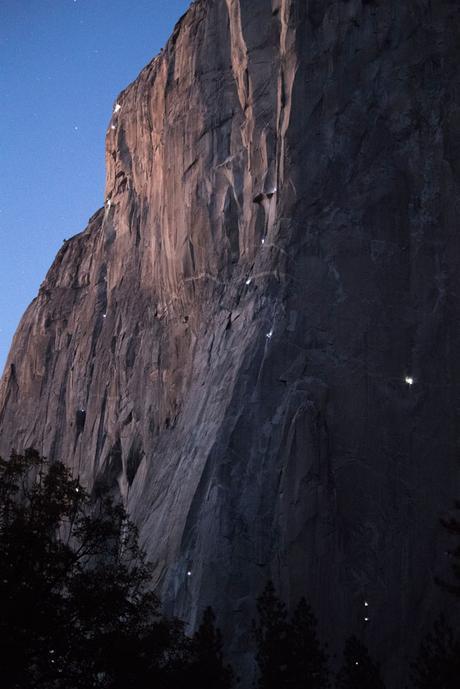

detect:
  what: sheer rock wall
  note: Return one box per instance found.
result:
[1,0,460,683]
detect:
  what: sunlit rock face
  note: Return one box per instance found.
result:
[1,0,460,683]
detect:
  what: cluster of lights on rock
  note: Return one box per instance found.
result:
[405,376,414,385]
[266,329,273,340]
[364,600,369,623]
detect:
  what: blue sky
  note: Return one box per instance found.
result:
[0,0,190,372]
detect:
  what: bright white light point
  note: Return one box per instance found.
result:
[266,329,273,339]
[405,376,414,386]
[106,199,112,208]
[246,278,252,285]
[75,488,79,493]
[187,571,192,576]
[355,662,359,666]
[261,238,265,245]
[103,314,107,318]
[114,103,122,113]
[364,601,369,607]
[364,617,369,622]
[111,125,116,130]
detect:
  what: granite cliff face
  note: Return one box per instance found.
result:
[1,0,460,682]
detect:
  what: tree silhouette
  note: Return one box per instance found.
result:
[409,499,460,689]
[436,500,460,597]
[0,449,228,689]
[288,597,330,689]
[253,582,329,689]
[188,606,234,688]
[0,449,85,687]
[410,615,460,689]
[253,580,290,689]
[335,635,385,689]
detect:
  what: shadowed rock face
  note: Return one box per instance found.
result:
[1,0,460,683]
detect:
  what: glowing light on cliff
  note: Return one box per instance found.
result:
[405,376,414,386]
[266,329,273,340]
[245,278,252,285]
[113,103,121,114]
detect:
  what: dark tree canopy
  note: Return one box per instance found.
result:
[436,500,460,598]
[408,498,460,688]
[335,635,385,689]
[253,581,330,689]
[0,449,232,689]
[253,580,290,689]
[3,448,458,689]
[189,606,234,688]
[410,615,460,689]
[288,597,330,689]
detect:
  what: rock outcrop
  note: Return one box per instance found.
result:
[1,0,460,683]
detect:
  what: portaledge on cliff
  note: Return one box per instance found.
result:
[1,0,460,684]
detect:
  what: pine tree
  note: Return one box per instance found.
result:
[0,450,84,687]
[0,449,193,689]
[287,597,330,689]
[410,615,460,689]
[409,499,460,689]
[335,635,385,689]
[188,606,234,688]
[436,500,460,597]
[253,580,290,689]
